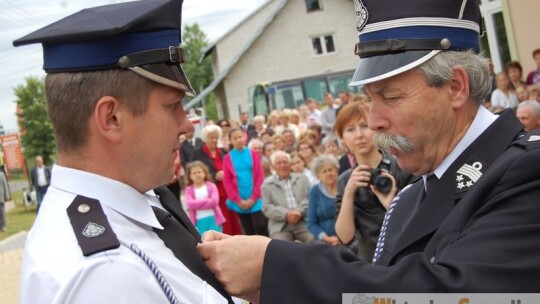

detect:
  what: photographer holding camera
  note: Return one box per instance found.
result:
[334,102,414,261]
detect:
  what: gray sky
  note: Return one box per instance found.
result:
[0,0,266,133]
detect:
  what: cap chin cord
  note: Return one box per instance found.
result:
[117,46,186,68]
[354,38,453,58]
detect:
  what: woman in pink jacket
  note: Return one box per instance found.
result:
[184,161,226,233]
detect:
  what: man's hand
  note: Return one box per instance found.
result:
[286,210,302,224]
[322,235,341,246]
[197,231,271,304]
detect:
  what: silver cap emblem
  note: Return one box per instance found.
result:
[82,222,105,238]
[354,0,369,32]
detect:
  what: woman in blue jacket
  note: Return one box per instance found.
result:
[306,154,341,245]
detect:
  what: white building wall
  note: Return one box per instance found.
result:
[213,0,358,119]
[212,0,280,74]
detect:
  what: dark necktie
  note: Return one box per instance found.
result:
[152,186,233,303]
[401,174,437,231]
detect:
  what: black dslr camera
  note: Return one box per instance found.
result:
[368,158,392,193]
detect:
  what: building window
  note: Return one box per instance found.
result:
[479,0,510,72]
[311,35,336,55]
[328,75,360,96]
[305,0,321,12]
[303,78,328,102]
[275,84,304,109]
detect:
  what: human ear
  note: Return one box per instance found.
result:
[94,96,123,143]
[448,66,470,109]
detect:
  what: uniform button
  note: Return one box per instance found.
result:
[78,203,91,213]
[429,256,436,264]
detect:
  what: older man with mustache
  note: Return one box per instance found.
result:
[197,0,540,302]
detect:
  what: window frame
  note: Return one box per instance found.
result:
[305,0,322,12]
[310,34,337,56]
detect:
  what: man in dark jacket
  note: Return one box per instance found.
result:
[197,0,540,302]
[30,155,51,212]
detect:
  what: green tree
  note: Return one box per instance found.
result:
[15,77,56,164]
[182,23,217,121]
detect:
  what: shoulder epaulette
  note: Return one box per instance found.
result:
[66,195,120,256]
[512,130,540,151]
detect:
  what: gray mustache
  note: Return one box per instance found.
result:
[372,132,414,153]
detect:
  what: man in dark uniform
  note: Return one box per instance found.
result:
[14,1,237,303]
[239,111,257,143]
[197,0,540,302]
[180,130,203,168]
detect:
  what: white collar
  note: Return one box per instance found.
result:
[428,106,497,180]
[50,165,163,229]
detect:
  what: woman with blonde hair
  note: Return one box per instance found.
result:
[266,110,281,133]
[290,151,317,187]
[253,115,267,138]
[290,109,308,134]
[296,138,318,169]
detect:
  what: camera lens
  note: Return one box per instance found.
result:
[374,175,392,193]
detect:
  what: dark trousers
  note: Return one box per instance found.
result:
[237,211,269,236]
[0,202,6,230]
[36,185,49,213]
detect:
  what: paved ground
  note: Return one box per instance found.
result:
[0,180,31,304]
[0,231,27,304]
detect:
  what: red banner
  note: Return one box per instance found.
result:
[0,134,27,179]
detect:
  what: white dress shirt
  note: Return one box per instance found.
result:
[426,106,498,183]
[20,165,238,304]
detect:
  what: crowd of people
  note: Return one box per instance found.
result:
[486,48,540,133]
[175,92,415,258]
[176,48,540,257]
[14,0,540,302]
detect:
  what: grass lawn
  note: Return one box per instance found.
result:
[0,190,37,241]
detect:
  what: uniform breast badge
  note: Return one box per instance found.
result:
[527,135,540,142]
[455,158,486,194]
[82,222,106,238]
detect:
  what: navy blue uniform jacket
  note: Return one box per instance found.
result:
[260,110,540,303]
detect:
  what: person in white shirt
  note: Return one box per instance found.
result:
[320,92,337,141]
[491,72,519,110]
[305,98,322,126]
[14,1,237,303]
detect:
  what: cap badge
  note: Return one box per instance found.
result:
[82,221,106,238]
[455,161,484,193]
[354,0,369,32]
